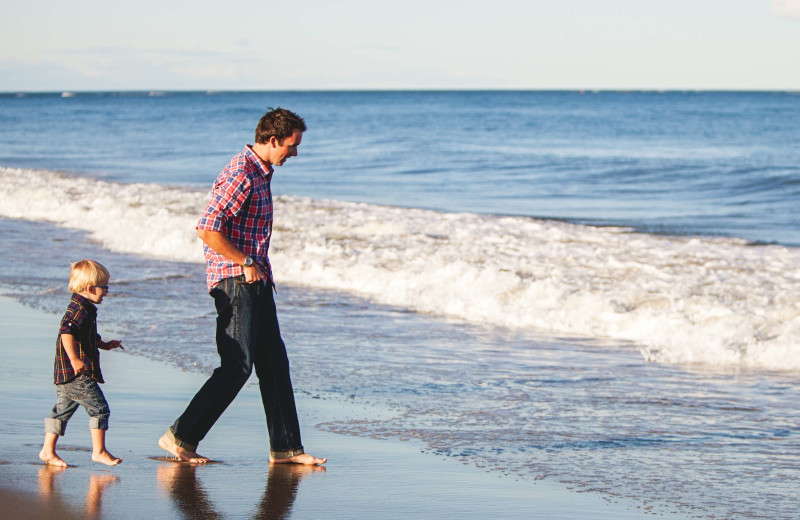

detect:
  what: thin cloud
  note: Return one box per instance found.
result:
[37,46,265,77]
[356,44,400,52]
[771,0,800,18]
[45,46,258,60]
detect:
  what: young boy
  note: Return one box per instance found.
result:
[39,260,124,467]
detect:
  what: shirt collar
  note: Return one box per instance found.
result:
[244,145,274,178]
[71,293,97,313]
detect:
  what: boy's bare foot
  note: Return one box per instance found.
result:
[92,449,122,466]
[158,432,210,464]
[39,449,68,467]
[269,452,327,465]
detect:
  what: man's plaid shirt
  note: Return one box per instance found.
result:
[197,146,275,290]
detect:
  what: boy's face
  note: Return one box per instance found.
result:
[84,283,109,304]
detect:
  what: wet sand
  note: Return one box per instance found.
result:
[0,296,684,519]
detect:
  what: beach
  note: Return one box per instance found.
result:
[1,91,798,519]
[0,296,684,519]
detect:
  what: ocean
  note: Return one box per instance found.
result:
[1,90,798,519]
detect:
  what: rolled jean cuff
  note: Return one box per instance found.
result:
[44,418,66,436]
[270,446,305,460]
[89,416,109,431]
[166,428,198,452]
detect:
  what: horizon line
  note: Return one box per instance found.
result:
[3,88,800,95]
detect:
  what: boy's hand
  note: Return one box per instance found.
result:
[103,340,125,350]
[71,357,88,375]
[61,334,89,374]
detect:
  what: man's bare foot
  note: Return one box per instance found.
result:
[269,452,327,465]
[39,449,68,467]
[158,432,210,464]
[92,449,122,466]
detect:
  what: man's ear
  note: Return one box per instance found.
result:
[269,135,279,147]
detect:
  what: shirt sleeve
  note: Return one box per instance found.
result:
[197,173,252,232]
[59,305,86,336]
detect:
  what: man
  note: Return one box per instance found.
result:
[158,108,326,465]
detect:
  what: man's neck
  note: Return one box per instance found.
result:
[251,143,273,167]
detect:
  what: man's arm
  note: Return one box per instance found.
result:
[196,229,266,284]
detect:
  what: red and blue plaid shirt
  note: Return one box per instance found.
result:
[197,146,275,290]
[54,293,104,384]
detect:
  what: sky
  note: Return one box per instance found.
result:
[1,0,799,91]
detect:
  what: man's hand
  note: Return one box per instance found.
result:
[197,229,267,284]
[243,264,267,284]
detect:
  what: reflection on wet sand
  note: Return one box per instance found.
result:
[86,474,119,519]
[157,462,325,520]
[38,465,119,519]
[157,463,222,520]
[255,465,325,520]
[37,465,71,515]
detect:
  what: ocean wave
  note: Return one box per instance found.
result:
[2,166,799,371]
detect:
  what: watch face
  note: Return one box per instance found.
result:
[245,257,254,267]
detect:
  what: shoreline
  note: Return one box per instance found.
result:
[0,295,685,519]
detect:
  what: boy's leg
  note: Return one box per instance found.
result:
[90,429,121,466]
[39,432,67,467]
[162,277,255,462]
[71,374,121,466]
[40,383,81,466]
[58,375,122,466]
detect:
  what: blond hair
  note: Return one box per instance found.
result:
[68,260,110,293]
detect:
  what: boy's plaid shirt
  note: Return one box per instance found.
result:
[197,146,275,290]
[54,293,104,384]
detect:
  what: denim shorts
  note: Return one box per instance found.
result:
[45,374,110,435]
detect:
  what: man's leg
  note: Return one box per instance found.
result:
[161,277,256,461]
[254,285,325,465]
[253,285,303,456]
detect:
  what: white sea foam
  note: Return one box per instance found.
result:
[3,166,799,371]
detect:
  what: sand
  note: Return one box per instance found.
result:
[0,296,683,519]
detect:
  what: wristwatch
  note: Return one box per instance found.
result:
[242,256,255,267]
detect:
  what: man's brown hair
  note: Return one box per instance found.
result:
[254,108,307,145]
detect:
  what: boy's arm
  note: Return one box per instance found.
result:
[60,334,87,374]
[99,339,125,351]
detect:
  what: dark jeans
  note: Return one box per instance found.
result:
[171,276,303,457]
